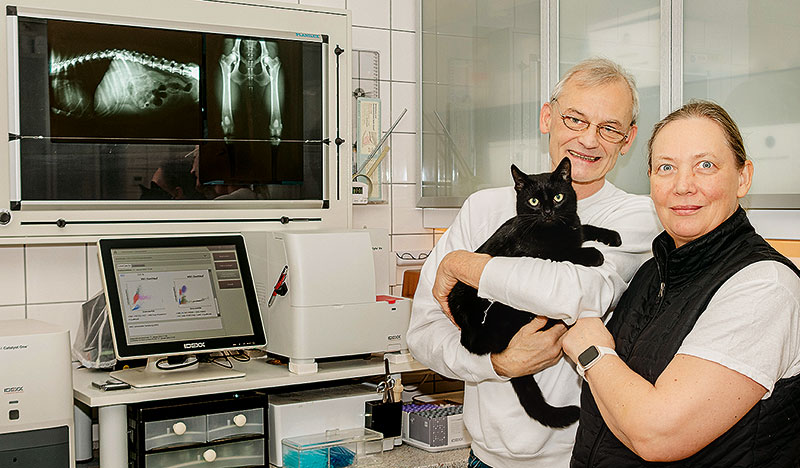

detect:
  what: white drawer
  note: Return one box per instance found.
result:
[144,439,265,468]
[144,415,207,451]
[207,408,264,442]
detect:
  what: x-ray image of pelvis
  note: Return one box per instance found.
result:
[214,37,285,146]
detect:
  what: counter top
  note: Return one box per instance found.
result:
[74,353,426,407]
[77,441,470,468]
[361,443,469,468]
[270,443,470,468]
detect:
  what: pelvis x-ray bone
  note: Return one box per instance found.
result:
[218,38,285,145]
[49,49,199,118]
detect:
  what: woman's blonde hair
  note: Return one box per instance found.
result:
[647,100,748,171]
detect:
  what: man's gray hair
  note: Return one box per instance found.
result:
[550,58,639,125]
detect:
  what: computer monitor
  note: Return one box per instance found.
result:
[97,234,266,388]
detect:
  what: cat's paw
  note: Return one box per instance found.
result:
[606,231,622,247]
[577,247,604,267]
[583,225,622,247]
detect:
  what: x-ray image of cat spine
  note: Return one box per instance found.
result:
[49,49,200,118]
[218,38,285,145]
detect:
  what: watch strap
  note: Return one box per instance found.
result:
[575,346,617,380]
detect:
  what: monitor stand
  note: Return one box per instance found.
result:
[110,356,245,388]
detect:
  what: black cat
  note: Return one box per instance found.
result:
[447,157,621,428]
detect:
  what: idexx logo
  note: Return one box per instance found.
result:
[387,334,401,341]
[183,342,206,349]
[295,32,321,39]
[4,386,23,394]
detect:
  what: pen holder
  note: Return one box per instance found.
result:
[364,400,402,438]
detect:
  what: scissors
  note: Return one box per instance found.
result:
[376,359,395,403]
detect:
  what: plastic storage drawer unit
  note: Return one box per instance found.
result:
[144,438,264,468]
[144,414,207,450]
[207,408,264,442]
[128,391,267,468]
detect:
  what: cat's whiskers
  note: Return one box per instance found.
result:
[517,214,570,237]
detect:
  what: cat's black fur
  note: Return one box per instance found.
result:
[447,157,622,428]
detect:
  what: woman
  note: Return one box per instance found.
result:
[563,100,800,467]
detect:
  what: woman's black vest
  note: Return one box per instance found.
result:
[571,207,800,468]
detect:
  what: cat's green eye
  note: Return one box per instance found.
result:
[528,198,539,207]
[554,193,564,202]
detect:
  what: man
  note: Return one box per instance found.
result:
[153,157,204,200]
[406,58,662,467]
[140,157,202,200]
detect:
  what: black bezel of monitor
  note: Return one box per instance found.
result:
[98,234,266,360]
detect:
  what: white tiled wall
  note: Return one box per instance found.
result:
[25,244,87,304]
[0,0,431,332]
[0,245,26,306]
[0,243,101,348]
[345,0,434,296]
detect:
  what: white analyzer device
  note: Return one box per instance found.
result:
[247,230,412,374]
[0,319,75,468]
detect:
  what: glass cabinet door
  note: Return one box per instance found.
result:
[560,0,661,195]
[420,0,542,206]
[421,0,800,207]
[683,0,800,206]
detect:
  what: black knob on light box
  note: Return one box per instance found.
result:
[0,210,10,225]
[56,218,67,228]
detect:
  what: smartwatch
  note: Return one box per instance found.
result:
[576,345,617,380]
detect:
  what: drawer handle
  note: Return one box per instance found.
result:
[203,449,217,462]
[172,421,187,436]
[233,414,247,427]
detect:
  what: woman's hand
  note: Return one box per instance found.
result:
[562,317,615,363]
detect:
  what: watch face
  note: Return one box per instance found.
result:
[578,346,600,367]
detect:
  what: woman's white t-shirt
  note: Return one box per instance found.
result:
[678,260,800,398]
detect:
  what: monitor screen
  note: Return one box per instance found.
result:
[98,235,266,361]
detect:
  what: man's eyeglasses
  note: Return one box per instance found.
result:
[551,99,631,144]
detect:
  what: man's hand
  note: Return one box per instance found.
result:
[490,316,567,378]
[432,250,492,325]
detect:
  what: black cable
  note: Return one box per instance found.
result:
[155,356,198,370]
[155,351,251,371]
[402,371,431,392]
[229,350,251,362]
[199,353,233,369]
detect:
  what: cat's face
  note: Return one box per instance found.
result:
[511,158,577,225]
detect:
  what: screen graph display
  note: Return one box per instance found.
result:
[101,238,262,350]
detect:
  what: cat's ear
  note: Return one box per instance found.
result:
[554,157,572,183]
[510,164,528,191]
